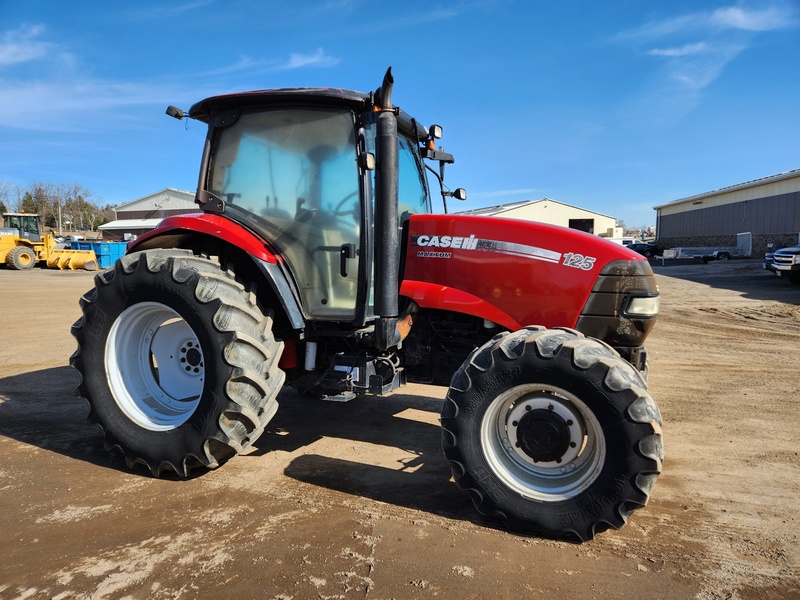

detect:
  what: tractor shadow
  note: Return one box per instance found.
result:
[0,366,124,472]
[0,367,494,528]
[255,386,487,525]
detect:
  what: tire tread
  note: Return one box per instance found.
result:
[441,327,663,542]
[71,249,284,478]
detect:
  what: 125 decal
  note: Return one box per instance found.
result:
[562,252,596,270]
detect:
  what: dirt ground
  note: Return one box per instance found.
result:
[0,259,798,600]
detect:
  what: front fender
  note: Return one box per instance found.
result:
[400,280,521,331]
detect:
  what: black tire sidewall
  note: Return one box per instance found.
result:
[445,337,655,538]
[78,253,235,466]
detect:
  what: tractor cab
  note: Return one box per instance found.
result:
[178,71,458,335]
[1,213,42,242]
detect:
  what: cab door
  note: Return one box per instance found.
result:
[208,107,363,321]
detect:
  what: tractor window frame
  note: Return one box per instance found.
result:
[207,105,364,322]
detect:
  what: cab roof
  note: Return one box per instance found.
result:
[188,87,427,139]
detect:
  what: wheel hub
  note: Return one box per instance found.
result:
[480,384,607,500]
[506,394,585,469]
[181,341,203,374]
[516,409,572,462]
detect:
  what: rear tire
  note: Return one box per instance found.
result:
[7,246,36,270]
[441,327,663,542]
[70,249,285,477]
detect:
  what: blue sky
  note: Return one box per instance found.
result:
[1,0,798,227]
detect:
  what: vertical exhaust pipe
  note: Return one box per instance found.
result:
[373,68,400,350]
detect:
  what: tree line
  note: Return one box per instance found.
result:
[0,181,116,233]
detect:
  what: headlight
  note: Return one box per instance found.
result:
[624,295,660,317]
[576,259,659,348]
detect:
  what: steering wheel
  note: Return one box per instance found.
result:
[332,191,359,217]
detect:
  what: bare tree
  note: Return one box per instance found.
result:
[0,181,10,214]
[63,185,100,232]
[0,180,112,233]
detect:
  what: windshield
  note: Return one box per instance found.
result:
[208,107,361,320]
[362,125,431,218]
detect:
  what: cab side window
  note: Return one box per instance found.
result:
[398,135,429,217]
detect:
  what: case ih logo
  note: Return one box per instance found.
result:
[411,234,479,250]
[411,234,564,266]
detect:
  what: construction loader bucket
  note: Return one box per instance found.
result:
[47,249,99,271]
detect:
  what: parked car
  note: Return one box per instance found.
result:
[771,245,800,283]
[763,249,779,273]
[626,242,660,258]
[762,245,788,274]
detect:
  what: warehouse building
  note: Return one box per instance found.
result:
[99,188,198,241]
[456,198,619,237]
[654,169,800,256]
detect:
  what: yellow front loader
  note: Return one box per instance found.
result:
[0,213,98,271]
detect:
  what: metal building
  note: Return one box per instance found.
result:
[456,198,617,237]
[99,188,198,241]
[654,169,800,255]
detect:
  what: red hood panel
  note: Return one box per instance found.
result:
[401,214,645,329]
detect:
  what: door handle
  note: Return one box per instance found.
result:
[340,243,356,277]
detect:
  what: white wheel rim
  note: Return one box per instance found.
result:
[480,384,606,501]
[105,302,204,431]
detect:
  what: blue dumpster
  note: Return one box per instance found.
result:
[72,241,128,269]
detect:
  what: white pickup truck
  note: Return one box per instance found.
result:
[769,245,800,283]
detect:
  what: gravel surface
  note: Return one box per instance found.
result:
[0,260,798,599]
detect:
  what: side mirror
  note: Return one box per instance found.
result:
[444,188,467,201]
[166,105,185,120]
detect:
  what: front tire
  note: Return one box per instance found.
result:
[70,249,285,477]
[7,246,36,269]
[441,327,663,542]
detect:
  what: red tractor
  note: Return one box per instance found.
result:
[71,69,663,542]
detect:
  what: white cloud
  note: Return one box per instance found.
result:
[195,55,275,77]
[0,47,340,133]
[614,3,798,98]
[0,24,52,67]
[0,78,187,132]
[617,3,797,41]
[132,1,216,20]
[0,21,340,134]
[667,43,747,89]
[279,48,339,70]
[648,42,709,57]
[191,49,339,80]
[710,6,796,31]
[615,15,701,42]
